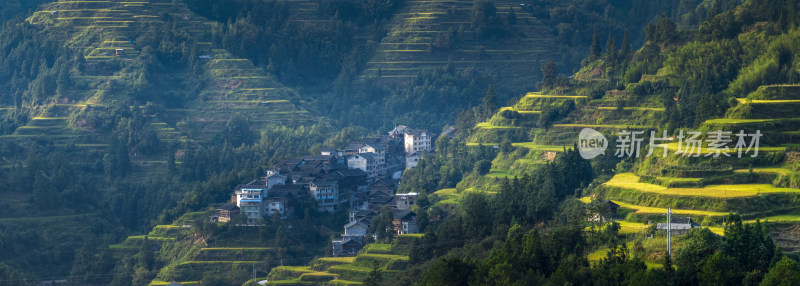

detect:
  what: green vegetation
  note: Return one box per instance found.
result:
[604,173,800,198]
[1,0,800,285]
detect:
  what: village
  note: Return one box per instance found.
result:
[208,125,451,257]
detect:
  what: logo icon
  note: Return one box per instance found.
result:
[578,128,607,159]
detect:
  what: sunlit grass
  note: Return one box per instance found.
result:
[708,227,725,236]
[618,221,649,234]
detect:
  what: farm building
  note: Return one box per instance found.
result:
[657,217,701,235]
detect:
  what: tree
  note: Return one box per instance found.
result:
[760,257,800,286]
[363,260,383,286]
[540,61,557,89]
[474,160,492,175]
[370,205,395,241]
[0,262,33,286]
[420,257,475,286]
[663,253,674,281]
[137,236,155,270]
[168,143,177,173]
[621,31,631,56]
[482,85,497,119]
[591,27,601,59]
[218,115,255,147]
[606,32,617,62]
[699,252,741,286]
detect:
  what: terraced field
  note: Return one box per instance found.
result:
[358,0,560,90]
[6,0,321,167]
[108,213,279,285]
[265,235,421,285]
[466,76,800,255]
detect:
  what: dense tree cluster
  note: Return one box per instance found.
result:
[185,0,401,86]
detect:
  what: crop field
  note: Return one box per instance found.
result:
[745,213,800,223]
[611,200,728,216]
[358,0,559,86]
[149,280,198,286]
[198,247,272,251]
[597,106,665,111]
[474,122,523,129]
[734,167,795,175]
[663,142,786,155]
[653,176,702,185]
[524,92,587,99]
[485,169,509,178]
[604,173,800,198]
[551,123,655,129]
[735,98,800,104]
[466,142,566,152]
[317,257,357,263]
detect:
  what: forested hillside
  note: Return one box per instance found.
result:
[376,0,800,285]
[2,0,799,285]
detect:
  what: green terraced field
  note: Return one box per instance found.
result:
[149,280,199,286]
[317,257,357,263]
[474,122,523,129]
[734,167,796,175]
[736,98,800,104]
[485,169,509,178]
[745,213,800,223]
[611,200,728,216]
[466,142,566,152]
[664,142,786,155]
[597,106,665,111]
[604,173,800,198]
[705,118,779,124]
[551,123,655,129]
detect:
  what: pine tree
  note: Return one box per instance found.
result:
[663,253,675,278]
[540,61,557,89]
[606,32,617,62]
[621,31,631,57]
[363,260,383,286]
[591,27,601,59]
[482,85,497,119]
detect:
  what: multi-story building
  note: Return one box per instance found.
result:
[234,184,267,224]
[394,192,418,210]
[347,153,379,181]
[403,129,433,155]
[309,180,339,212]
[262,170,287,190]
[264,197,287,218]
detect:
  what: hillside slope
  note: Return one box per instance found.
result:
[461,6,800,253]
[11,0,318,154]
